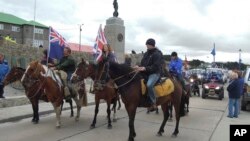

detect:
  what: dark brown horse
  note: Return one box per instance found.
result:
[106,61,183,141]
[71,59,120,129]
[3,67,75,124]
[20,61,85,127]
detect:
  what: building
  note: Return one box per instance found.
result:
[0,12,49,47]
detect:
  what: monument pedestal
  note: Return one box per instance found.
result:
[104,17,125,63]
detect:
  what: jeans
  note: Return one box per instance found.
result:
[147,73,160,104]
[176,74,186,91]
[228,98,239,117]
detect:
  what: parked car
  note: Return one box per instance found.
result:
[242,67,250,110]
[202,71,224,100]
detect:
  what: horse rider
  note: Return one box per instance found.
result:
[168,51,186,93]
[49,47,76,100]
[134,38,163,112]
[0,53,9,98]
[40,49,54,65]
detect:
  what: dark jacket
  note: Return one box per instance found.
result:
[140,48,163,75]
[55,56,76,73]
[227,79,242,99]
[40,56,54,65]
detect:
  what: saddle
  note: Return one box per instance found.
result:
[141,77,174,97]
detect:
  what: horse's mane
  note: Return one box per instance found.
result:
[109,62,134,76]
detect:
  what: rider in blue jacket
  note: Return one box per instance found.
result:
[0,53,10,98]
[168,52,186,92]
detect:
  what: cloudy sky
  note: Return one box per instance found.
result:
[1,0,250,64]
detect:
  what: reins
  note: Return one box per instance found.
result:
[107,69,139,89]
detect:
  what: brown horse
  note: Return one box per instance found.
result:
[105,61,183,141]
[3,67,75,124]
[71,59,120,129]
[21,61,85,127]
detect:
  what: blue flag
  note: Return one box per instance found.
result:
[211,46,216,56]
[49,27,67,60]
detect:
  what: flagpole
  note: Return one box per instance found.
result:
[79,24,84,51]
[32,0,37,47]
[213,43,215,63]
[47,26,51,67]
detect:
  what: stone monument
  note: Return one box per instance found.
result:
[104,0,125,63]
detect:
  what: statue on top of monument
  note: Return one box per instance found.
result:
[113,0,119,17]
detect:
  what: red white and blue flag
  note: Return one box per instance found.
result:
[49,26,67,60]
[93,24,107,63]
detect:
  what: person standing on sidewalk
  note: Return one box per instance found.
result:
[227,71,241,118]
[236,70,244,114]
[0,53,10,98]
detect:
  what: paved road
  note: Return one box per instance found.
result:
[0,86,250,141]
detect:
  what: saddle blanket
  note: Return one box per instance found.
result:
[141,78,174,97]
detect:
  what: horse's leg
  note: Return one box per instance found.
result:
[172,100,181,137]
[52,103,61,128]
[73,95,82,122]
[112,97,117,122]
[168,103,173,121]
[68,98,74,117]
[90,98,100,129]
[60,101,64,116]
[117,93,121,110]
[186,96,189,113]
[106,101,112,129]
[125,104,137,141]
[157,103,169,136]
[30,98,39,124]
[180,94,186,117]
[155,106,159,114]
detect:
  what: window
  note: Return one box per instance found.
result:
[12,26,20,32]
[34,28,43,34]
[0,24,4,30]
[33,39,44,47]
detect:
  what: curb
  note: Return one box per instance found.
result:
[0,101,96,124]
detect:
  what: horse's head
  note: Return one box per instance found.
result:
[71,58,94,83]
[3,67,25,86]
[21,61,45,86]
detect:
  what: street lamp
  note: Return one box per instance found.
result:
[239,49,242,70]
[79,24,84,51]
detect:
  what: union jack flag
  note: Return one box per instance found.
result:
[49,27,67,60]
[93,24,107,63]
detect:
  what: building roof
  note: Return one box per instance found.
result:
[68,43,94,53]
[0,12,48,28]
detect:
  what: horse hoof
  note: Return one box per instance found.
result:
[157,132,163,136]
[128,137,134,141]
[107,125,112,129]
[56,125,61,129]
[75,117,79,122]
[168,118,173,122]
[90,125,95,129]
[171,134,177,138]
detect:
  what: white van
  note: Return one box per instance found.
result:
[242,67,250,110]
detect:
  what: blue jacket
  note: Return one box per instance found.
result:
[227,79,242,99]
[168,57,183,76]
[0,60,9,83]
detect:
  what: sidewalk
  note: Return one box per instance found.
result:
[0,82,96,123]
